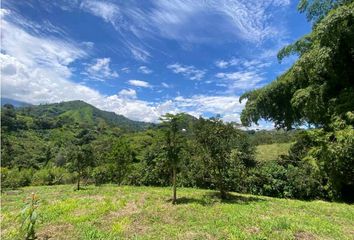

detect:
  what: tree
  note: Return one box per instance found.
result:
[240,2,354,129]
[67,129,96,190]
[240,1,354,201]
[160,113,185,204]
[107,137,134,184]
[67,145,94,190]
[1,104,18,131]
[195,117,253,199]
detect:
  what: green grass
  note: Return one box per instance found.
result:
[1,185,353,239]
[256,143,293,161]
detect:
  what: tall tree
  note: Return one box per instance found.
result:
[240,1,354,201]
[160,113,185,204]
[240,1,354,129]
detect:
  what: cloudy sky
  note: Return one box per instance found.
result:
[0,0,310,126]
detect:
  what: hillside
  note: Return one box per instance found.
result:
[17,100,153,131]
[2,185,353,240]
[256,143,293,161]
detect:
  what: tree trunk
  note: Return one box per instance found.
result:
[172,166,177,204]
[77,172,80,190]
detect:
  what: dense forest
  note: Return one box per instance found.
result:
[1,0,353,203]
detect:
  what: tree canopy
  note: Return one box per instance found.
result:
[240,1,354,129]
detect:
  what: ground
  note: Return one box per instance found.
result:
[1,185,354,240]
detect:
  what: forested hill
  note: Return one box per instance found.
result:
[3,99,153,132]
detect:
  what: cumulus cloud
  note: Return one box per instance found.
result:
[118,88,137,99]
[84,58,118,81]
[128,79,151,88]
[167,63,206,80]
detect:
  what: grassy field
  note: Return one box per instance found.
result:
[1,185,353,240]
[256,143,293,161]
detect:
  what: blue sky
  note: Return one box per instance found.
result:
[1,0,311,126]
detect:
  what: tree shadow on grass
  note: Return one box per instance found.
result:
[167,192,265,206]
[205,192,265,205]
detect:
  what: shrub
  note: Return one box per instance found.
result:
[1,168,33,189]
[91,164,116,185]
[31,167,74,186]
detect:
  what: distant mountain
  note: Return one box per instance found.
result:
[1,98,32,107]
[16,100,153,132]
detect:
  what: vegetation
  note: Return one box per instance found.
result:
[20,193,40,240]
[1,1,354,239]
[240,0,354,202]
[255,142,293,161]
[2,185,354,240]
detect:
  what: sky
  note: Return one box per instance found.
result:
[0,0,311,127]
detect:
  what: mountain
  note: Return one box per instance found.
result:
[16,100,153,132]
[1,98,32,107]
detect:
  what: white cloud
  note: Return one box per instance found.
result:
[129,45,151,62]
[118,88,136,99]
[215,71,264,91]
[161,82,171,88]
[215,60,229,69]
[84,58,118,81]
[80,0,120,27]
[128,79,151,88]
[167,63,206,80]
[138,66,153,74]
[121,67,130,73]
[147,0,290,44]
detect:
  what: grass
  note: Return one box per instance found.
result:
[256,143,293,161]
[1,185,354,240]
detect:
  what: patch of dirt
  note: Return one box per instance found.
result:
[294,231,317,240]
[98,193,147,232]
[126,217,150,236]
[182,231,216,240]
[246,226,261,234]
[4,190,23,195]
[37,223,76,240]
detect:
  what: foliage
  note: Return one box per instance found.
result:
[31,167,74,186]
[1,168,33,189]
[195,117,255,199]
[20,193,40,240]
[247,160,324,199]
[239,1,354,202]
[160,113,186,203]
[241,2,354,129]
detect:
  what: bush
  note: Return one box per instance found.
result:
[31,167,74,186]
[246,160,323,200]
[1,168,33,189]
[91,164,116,185]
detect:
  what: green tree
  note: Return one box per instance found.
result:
[160,113,186,204]
[1,104,18,131]
[241,2,354,129]
[240,1,354,201]
[108,137,134,184]
[195,117,253,199]
[67,129,96,190]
